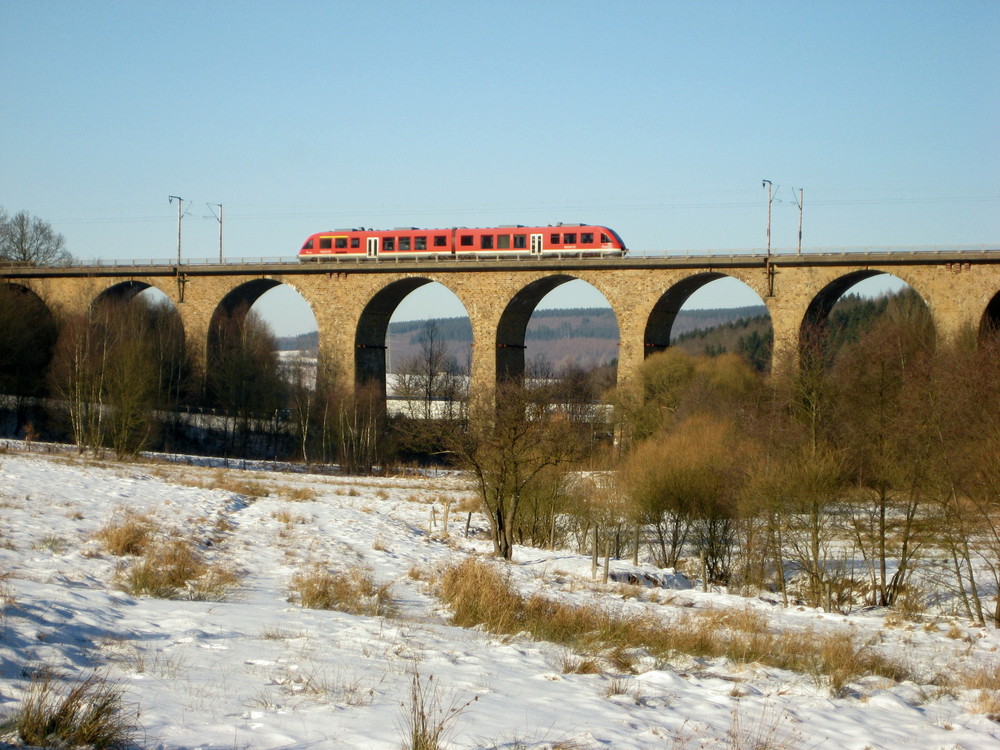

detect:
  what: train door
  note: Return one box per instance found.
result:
[530,233,543,255]
[366,237,379,257]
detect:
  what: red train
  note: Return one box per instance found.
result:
[298,224,626,260]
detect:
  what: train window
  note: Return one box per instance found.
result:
[351,238,360,248]
[481,235,494,249]
[563,233,577,244]
[320,237,333,250]
[415,236,427,251]
[400,237,411,252]
[550,233,560,244]
[581,232,594,244]
[497,234,510,249]
[433,235,448,247]
[384,237,396,252]
[601,233,611,243]
[460,235,473,246]
[513,234,526,248]
[335,238,348,249]
[302,239,314,250]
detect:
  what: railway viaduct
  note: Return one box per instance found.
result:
[3,249,999,401]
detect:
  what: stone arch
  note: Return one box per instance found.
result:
[211,278,283,326]
[644,272,728,356]
[355,277,470,393]
[205,278,311,373]
[94,280,152,305]
[800,269,932,343]
[642,272,773,367]
[981,290,1000,341]
[0,281,59,399]
[89,278,186,347]
[496,273,592,382]
[0,280,54,318]
[88,278,182,311]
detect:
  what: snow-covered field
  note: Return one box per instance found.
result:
[1,446,999,749]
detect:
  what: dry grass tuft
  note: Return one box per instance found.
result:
[454,495,480,514]
[439,557,524,633]
[813,631,909,694]
[727,701,806,750]
[117,536,241,600]
[969,690,1000,722]
[408,565,434,582]
[259,627,309,641]
[0,670,138,749]
[271,509,309,526]
[289,563,396,617]
[93,509,155,556]
[278,485,318,502]
[959,662,1000,691]
[33,534,68,553]
[152,467,271,498]
[560,654,602,675]
[399,671,476,750]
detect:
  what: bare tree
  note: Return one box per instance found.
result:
[395,321,464,420]
[287,362,315,463]
[46,298,167,457]
[99,301,159,458]
[924,332,1000,625]
[441,383,587,560]
[337,381,390,475]
[830,296,936,607]
[0,208,72,265]
[207,306,285,455]
[48,313,110,452]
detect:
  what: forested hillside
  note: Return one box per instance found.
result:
[278,306,773,372]
[276,295,906,374]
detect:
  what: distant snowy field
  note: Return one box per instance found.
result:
[1,447,998,749]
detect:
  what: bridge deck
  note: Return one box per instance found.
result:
[2,247,998,278]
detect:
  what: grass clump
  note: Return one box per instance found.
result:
[117,536,240,600]
[399,671,476,750]
[93,509,155,556]
[289,563,396,617]
[438,557,910,693]
[33,534,69,554]
[959,662,1000,691]
[279,485,318,502]
[0,670,138,749]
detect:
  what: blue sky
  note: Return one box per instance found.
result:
[2,1,997,333]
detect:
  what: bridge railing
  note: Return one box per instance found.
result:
[0,244,995,270]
